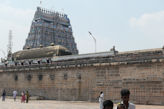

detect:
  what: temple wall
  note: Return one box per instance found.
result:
[0,61,164,104]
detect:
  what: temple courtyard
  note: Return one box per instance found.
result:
[0,98,164,109]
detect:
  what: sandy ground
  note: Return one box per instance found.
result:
[0,98,164,109]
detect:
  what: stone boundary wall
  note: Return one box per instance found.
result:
[0,49,164,104]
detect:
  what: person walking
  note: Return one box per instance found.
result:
[21,91,25,103]
[2,89,6,101]
[13,90,17,101]
[99,91,104,109]
[26,91,30,103]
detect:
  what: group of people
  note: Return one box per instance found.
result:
[20,91,30,103]
[1,90,30,103]
[2,88,135,108]
[99,89,135,109]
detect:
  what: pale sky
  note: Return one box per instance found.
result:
[0,0,164,58]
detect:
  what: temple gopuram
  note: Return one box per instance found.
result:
[23,7,78,54]
[0,7,164,105]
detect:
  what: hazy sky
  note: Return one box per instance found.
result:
[0,0,164,58]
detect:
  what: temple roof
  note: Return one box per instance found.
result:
[52,48,163,62]
[12,45,71,60]
[119,48,162,54]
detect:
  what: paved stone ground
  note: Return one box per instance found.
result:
[0,98,164,109]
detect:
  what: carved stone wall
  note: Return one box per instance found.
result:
[0,48,164,104]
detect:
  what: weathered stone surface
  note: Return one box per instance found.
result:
[0,48,164,104]
[13,45,71,60]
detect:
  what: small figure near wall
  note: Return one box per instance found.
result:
[99,91,104,109]
[2,89,6,101]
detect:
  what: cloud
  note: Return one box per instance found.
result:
[0,3,34,58]
[130,11,164,38]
